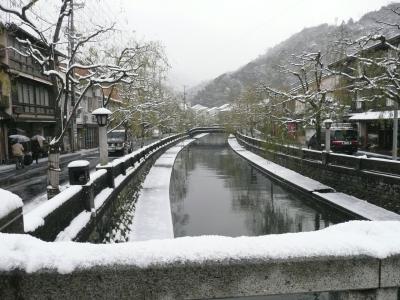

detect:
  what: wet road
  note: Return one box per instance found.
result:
[0,150,101,201]
[0,137,165,202]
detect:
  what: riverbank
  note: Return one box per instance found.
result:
[228,135,400,221]
[128,133,209,241]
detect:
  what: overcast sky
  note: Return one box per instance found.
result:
[32,0,397,88]
[109,0,395,88]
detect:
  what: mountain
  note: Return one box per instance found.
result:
[189,3,400,107]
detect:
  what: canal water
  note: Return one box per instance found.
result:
[170,133,350,238]
[170,133,352,300]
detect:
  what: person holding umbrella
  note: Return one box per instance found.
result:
[31,134,45,164]
[11,140,24,169]
[9,134,31,169]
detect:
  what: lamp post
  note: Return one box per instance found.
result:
[324,119,333,152]
[92,107,112,166]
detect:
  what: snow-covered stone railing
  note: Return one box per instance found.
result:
[19,133,187,241]
[236,131,400,177]
[0,189,23,233]
[236,132,400,214]
[0,221,400,299]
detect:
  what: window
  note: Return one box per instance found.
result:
[386,98,395,107]
[22,84,29,104]
[16,82,51,113]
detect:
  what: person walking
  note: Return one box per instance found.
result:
[31,139,41,164]
[12,141,24,170]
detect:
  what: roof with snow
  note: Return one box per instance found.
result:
[349,110,400,121]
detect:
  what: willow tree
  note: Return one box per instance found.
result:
[0,1,136,198]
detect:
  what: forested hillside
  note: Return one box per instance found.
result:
[189,3,400,107]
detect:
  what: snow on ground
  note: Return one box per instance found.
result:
[129,134,208,242]
[23,184,69,214]
[228,136,331,192]
[23,186,82,233]
[54,187,113,242]
[55,211,91,242]
[229,136,400,221]
[0,189,23,219]
[1,221,400,274]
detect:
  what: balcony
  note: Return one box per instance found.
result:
[13,104,54,117]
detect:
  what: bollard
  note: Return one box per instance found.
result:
[67,160,90,185]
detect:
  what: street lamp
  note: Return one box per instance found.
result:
[324,119,333,152]
[92,107,112,165]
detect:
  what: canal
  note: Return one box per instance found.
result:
[170,133,351,237]
[169,133,353,300]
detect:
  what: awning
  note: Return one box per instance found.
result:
[349,110,400,121]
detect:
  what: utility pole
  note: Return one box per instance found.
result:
[68,0,78,152]
[393,102,398,160]
[183,85,187,129]
[183,85,186,109]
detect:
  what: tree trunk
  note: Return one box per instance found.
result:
[393,102,398,160]
[47,143,61,199]
[315,114,322,149]
[47,80,62,199]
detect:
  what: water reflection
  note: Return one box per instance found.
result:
[170,133,350,237]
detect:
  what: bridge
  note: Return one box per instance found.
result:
[1,127,400,299]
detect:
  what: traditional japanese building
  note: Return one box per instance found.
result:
[0,23,57,163]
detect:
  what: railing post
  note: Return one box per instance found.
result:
[96,165,115,189]
[82,184,94,212]
[322,151,329,165]
[355,157,362,171]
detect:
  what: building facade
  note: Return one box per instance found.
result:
[0,23,56,163]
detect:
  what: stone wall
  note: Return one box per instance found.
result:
[1,133,187,241]
[0,255,398,299]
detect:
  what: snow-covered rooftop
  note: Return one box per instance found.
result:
[349,110,400,121]
[191,104,208,112]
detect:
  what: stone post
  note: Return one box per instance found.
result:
[392,102,398,160]
[99,126,108,166]
[47,146,61,199]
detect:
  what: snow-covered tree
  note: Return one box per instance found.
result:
[0,0,137,198]
[262,51,348,146]
[329,6,400,159]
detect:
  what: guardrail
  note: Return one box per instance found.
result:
[5,133,187,241]
[236,132,400,177]
[0,233,399,299]
[235,132,400,214]
[1,128,225,239]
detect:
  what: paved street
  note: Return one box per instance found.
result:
[0,137,164,202]
[0,149,101,201]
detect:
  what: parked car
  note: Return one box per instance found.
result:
[307,123,358,154]
[107,130,133,156]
